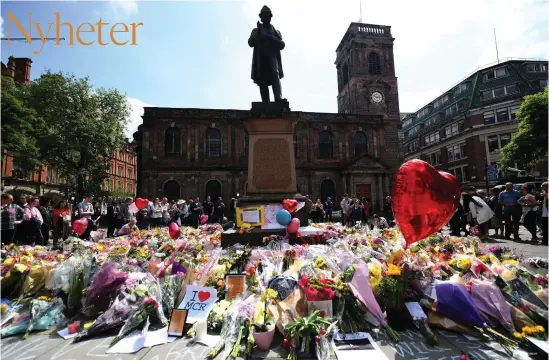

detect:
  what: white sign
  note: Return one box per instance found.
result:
[178,285,217,319]
[242,209,260,224]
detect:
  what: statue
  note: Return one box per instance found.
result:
[248,5,285,103]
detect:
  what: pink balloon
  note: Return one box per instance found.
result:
[72,217,88,236]
[287,217,300,234]
[200,215,208,224]
[169,222,181,239]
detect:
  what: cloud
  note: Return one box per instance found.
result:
[238,0,548,113]
[108,0,139,18]
[126,97,153,138]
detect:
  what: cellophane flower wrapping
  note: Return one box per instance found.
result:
[507,301,537,330]
[470,279,515,333]
[208,300,238,359]
[74,291,139,343]
[19,265,53,300]
[111,296,160,346]
[348,262,386,327]
[268,275,297,301]
[23,298,66,339]
[161,274,185,318]
[82,262,128,317]
[433,279,487,328]
[0,310,30,337]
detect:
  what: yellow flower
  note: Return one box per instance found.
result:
[534,325,545,333]
[478,255,489,263]
[458,258,471,270]
[522,326,535,335]
[386,264,401,276]
[513,332,525,339]
[36,296,53,302]
[502,259,519,266]
[4,257,15,265]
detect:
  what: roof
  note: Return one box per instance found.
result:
[401,58,548,141]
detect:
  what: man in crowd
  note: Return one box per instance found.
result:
[1,194,23,245]
[340,194,351,226]
[203,196,214,223]
[324,197,333,222]
[120,197,133,226]
[499,182,521,241]
[190,197,203,228]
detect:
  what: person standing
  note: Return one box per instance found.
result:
[1,194,23,245]
[78,194,94,240]
[487,189,504,238]
[324,197,333,222]
[214,197,226,224]
[351,201,363,226]
[190,197,202,228]
[203,196,214,224]
[24,197,44,245]
[340,194,351,227]
[541,182,549,245]
[499,182,522,241]
[15,195,29,243]
[53,200,71,249]
[150,198,163,228]
[161,198,170,226]
[106,201,120,237]
[518,186,539,241]
[120,197,133,226]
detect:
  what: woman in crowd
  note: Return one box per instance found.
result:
[53,199,71,249]
[487,188,504,238]
[461,192,493,240]
[23,197,44,245]
[312,199,324,223]
[518,186,539,241]
[136,208,150,230]
[150,198,163,228]
[37,197,52,245]
[351,200,363,226]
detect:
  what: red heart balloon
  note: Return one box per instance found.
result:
[168,222,181,240]
[282,199,298,213]
[72,217,89,236]
[392,160,461,247]
[135,198,149,210]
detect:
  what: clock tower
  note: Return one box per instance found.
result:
[335,23,400,122]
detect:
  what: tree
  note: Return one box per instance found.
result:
[24,71,131,198]
[499,87,548,170]
[1,75,43,170]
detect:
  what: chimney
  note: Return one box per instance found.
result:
[4,56,16,79]
[13,57,32,84]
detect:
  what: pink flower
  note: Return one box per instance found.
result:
[143,297,159,309]
[459,355,470,360]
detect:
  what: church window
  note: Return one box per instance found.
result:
[165,127,181,155]
[354,131,368,155]
[318,130,333,159]
[342,63,349,86]
[206,128,222,157]
[244,132,249,155]
[368,52,381,75]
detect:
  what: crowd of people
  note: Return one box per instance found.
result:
[449,181,548,245]
[2,180,547,247]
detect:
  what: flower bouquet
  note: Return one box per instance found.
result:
[376,263,410,331]
[82,262,128,317]
[282,310,332,360]
[110,297,161,347]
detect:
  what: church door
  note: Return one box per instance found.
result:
[320,179,336,203]
[205,180,222,201]
[164,180,181,201]
[355,184,372,201]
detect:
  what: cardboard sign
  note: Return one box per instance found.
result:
[178,285,217,319]
[235,206,265,227]
[226,275,246,300]
[168,309,188,337]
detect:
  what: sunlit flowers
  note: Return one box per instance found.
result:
[386,264,401,276]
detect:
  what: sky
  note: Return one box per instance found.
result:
[1,0,548,137]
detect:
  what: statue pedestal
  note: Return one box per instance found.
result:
[221,101,309,247]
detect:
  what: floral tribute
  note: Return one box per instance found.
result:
[0,221,548,359]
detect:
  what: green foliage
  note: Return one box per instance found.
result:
[2,71,131,198]
[499,87,548,169]
[1,76,43,170]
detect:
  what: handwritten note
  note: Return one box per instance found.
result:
[405,301,427,321]
[242,209,260,224]
[261,204,285,229]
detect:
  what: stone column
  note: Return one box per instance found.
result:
[383,174,390,197]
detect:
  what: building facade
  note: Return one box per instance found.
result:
[134,23,402,212]
[401,59,548,188]
[1,56,137,198]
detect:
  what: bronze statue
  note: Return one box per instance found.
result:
[248,5,285,103]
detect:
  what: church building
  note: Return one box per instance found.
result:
[133,22,402,212]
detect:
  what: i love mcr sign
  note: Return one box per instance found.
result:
[178,285,218,319]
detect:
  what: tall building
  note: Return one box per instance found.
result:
[1,56,137,199]
[401,59,548,188]
[134,22,402,212]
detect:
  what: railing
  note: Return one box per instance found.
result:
[357,25,386,35]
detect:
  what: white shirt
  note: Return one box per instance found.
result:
[151,203,163,219]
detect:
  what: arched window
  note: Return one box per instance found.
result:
[164,180,181,201]
[354,131,368,155]
[318,130,333,159]
[205,179,222,201]
[244,132,249,156]
[165,128,181,155]
[368,52,381,75]
[342,63,349,86]
[206,128,222,157]
[320,179,336,204]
